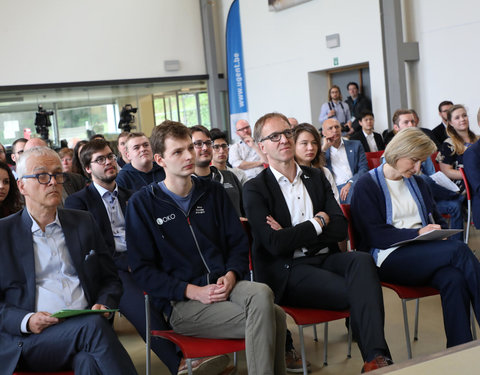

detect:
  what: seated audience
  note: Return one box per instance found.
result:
[58,147,74,173]
[463,107,480,229]
[116,132,165,191]
[410,109,440,149]
[72,140,90,181]
[116,131,130,168]
[190,125,245,217]
[352,127,480,348]
[349,111,385,152]
[294,122,339,202]
[126,121,287,375]
[432,100,453,146]
[438,104,478,191]
[322,118,368,203]
[0,161,22,218]
[10,138,27,178]
[244,112,392,373]
[210,128,247,185]
[383,109,438,147]
[0,146,137,374]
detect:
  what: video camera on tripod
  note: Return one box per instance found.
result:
[34,105,54,141]
[118,104,138,133]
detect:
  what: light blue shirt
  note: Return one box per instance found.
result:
[21,210,88,332]
[93,182,127,252]
[319,100,351,125]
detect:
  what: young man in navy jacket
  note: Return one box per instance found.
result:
[126,120,287,375]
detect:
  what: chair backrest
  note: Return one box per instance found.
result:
[340,204,357,251]
[365,151,384,170]
[459,167,471,201]
[430,151,441,172]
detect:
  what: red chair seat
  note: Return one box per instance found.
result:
[381,283,439,299]
[151,330,245,359]
[281,306,349,325]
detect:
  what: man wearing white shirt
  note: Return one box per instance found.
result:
[349,111,386,153]
[228,119,267,180]
[0,146,136,375]
[322,119,368,203]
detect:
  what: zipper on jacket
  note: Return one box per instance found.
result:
[187,216,211,284]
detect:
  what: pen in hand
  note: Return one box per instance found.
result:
[428,213,435,225]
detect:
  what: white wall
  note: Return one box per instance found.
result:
[1,0,206,86]
[237,0,389,131]
[404,0,480,130]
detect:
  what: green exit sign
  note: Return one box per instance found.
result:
[333,57,339,66]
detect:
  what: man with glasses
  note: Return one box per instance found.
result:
[0,146,137,374]
[190,125,245,217]
[210,128,247,185]
[432,100,453,146]
[243,112,393,373]
[116,132,165,191]
[65,139,184,374]
[229,119,267,180]
[10,138,28,178]
[322,118,368,204]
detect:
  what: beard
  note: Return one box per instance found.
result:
[97,173,117,184]
[196,159,211,168]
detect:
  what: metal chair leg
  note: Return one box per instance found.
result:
[347,316,352,358]
[145,294,151,375]
[402,299,413,359]
[471,305,477,340]
[414,298,420,341]
[187,358,193,375]
[313,324,318,342]
[323,322,329,366]
[298,326,308,375]
[233,351,237,367]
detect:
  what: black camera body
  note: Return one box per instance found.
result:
[34,105,54,141]
[118,104,138,133]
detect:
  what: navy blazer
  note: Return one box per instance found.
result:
[325,139,369,185]
[243,166,348,303]
[0,208,122,374]
[463,142,480,228]
[65,184,132,255]
[349,131,385,153]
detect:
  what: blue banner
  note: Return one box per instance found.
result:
[226,0,249,134]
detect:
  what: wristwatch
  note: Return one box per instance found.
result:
[315,215,326,228]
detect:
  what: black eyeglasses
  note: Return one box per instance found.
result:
[212,143,229,151]
[91,153,117,165]
[193,140,213,149]
[259,129,295,143]
[22,172,67,185]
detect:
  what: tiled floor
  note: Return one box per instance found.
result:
[117,228,480,374]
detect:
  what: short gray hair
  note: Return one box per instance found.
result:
[16,146,61,179]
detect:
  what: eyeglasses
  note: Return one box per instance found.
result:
[212,143,229,151]
[91,153,117,165]
[193,140,213,149]
[236,125,250,133]
[22,172,67,184]
[259,129,295,143]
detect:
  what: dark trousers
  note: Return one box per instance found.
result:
[115,253,181,374]
[281,251,390,361]
[17,315,137,375]
[379,240,480,348]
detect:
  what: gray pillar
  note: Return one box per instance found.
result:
[199,0,227,129]
[380,0,419,127]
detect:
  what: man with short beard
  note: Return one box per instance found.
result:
[65,139,182,374]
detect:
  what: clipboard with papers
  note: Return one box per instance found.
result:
[391,229,463,247]
[51,309,118,319]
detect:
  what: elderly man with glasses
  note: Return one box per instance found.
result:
[0,146,137,375]
[243,112,393,373]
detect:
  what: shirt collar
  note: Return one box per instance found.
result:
[269,162,303,184]
[332,138,345,150]
[93,181,118,199]
[28,209,61,234]
[363,130,374,139]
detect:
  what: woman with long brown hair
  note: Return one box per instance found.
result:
[0,161,22,218]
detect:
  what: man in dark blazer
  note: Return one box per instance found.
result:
[432,100,453,146]
[463,119,480,228]
[65,139,184,375]
[349,111,385,153]
[0,146,136,375]
[244,112,392,373]
[322,119,369,203]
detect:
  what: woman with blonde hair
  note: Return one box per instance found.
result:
[352,127,480,349]
[438,104,478,189]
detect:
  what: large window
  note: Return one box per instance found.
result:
[154,91,211,128]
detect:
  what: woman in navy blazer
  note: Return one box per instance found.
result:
[352,128,480,349]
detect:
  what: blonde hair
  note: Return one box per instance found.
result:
[384,128,436,167]
[446,104,478,155]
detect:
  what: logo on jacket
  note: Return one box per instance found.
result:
[195,206,205,215]
[156,214,176,225]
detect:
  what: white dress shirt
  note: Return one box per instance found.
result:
[329,140,353,185]
[270,164,328,258]
[21,211,88,332]
[363,131,378,152]
[93,182,127,252]
[228,141,264,180]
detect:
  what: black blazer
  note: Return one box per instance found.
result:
[63,172,87,196]
[432,123,448,146]
[349,131,385,152]
[0,208,122,374]
[65,183,132,255]
[243,166,348,303]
